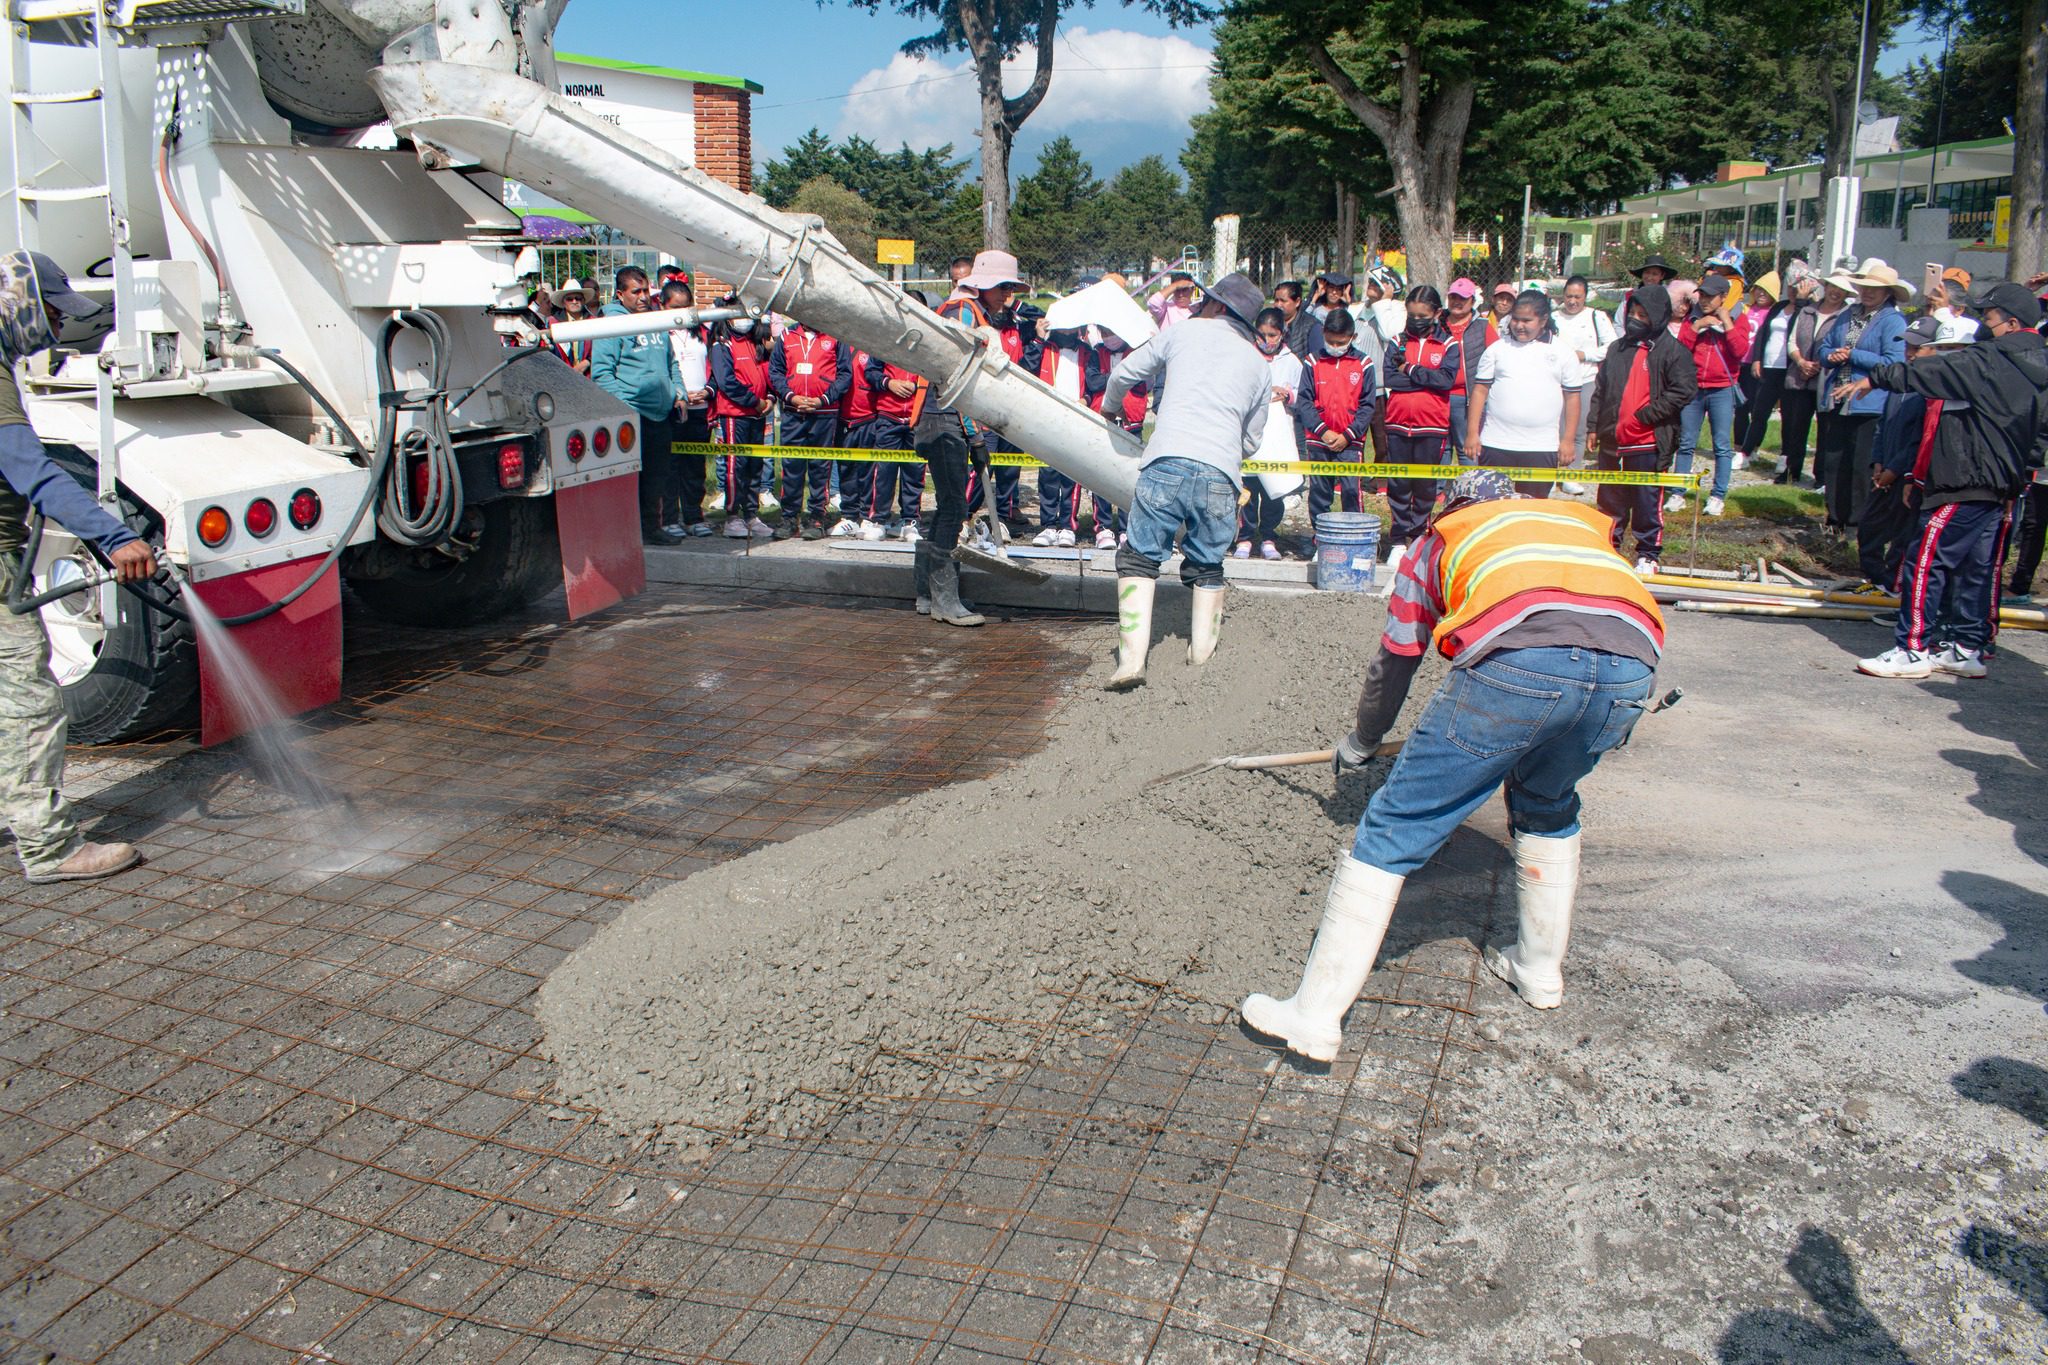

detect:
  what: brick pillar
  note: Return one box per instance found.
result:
[692,85,754,300]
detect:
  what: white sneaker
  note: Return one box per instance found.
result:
[1232,540,1251,560]
[1857,646,1935,679]
[859,519,886,542]
[1664,492,1687,513]
[1560,480,1587,495]
[1054,528,1076,549]
[1031,527,1060,547]
[1731,452,1749,470]
[723,517,750,539]
[1933,643,1988,678]
[759,492,780,513]
[899,521,921,544]
[1095,529,1117,550]
[828,517,860,538]
[746,516,773,538]
[709,492,726,512]
[828,493,842,511]
[1633,557,1659,575]
[1704,495,1725,517]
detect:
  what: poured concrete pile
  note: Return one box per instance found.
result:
[539,592,1449,1145]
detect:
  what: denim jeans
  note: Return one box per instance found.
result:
[1121,457,1238,588]
[1675,385,1735,498]
[1448,394,1471,464]
[1352,645,1655,875]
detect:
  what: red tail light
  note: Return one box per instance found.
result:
[592,424,611,456]
[410,457,430,507]
[288,488,321,530]
[244,497,277,538]
[497,441,526,489]
[565,430,586,462]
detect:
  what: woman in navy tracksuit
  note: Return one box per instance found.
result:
[1379,285,1461,555]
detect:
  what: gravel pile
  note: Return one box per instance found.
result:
[537,591,1449,1149]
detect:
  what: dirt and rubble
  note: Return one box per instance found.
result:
[537,590,1450,1146]
[544,587,2048,1360]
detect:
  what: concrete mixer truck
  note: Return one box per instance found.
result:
[2,0,1144,744]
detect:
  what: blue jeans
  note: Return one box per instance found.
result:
[1449,394,1472,464]
[1675,385,1735,498]
[1352,645,1655,875]
[1120,457,1238,588]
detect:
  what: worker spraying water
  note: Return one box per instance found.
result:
[1242,470,1670,1061]
[0,253,151,882]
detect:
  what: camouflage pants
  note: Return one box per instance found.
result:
[0,554,78,875]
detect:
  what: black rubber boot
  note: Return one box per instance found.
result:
[914,541,933,615]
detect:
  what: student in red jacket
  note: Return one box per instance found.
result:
[1380,284,1462,559]
[832,345,881,540]
[1587,282,1698,572]
[770,322,848,539]
[709,306,773,539]
[1293,308,1375,527]
[1031,326,1099,548]
[1674,274,1742,517]
[862,351,926,541]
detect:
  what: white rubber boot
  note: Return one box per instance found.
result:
[1105,577,1155,691]
[1240,856,1402,1061]
[1187,585,1224,666]
[1484,830,1581,1009]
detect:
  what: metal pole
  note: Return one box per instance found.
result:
[1845,0,1872,187]
[1928,7,1952,199]
[1773,178,1788,275]
[1519,183,1533,281]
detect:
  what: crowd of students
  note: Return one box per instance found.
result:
[536,251,2048,678]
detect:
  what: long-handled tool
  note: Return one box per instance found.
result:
[1145,739,1404,790]
[954,439,1051,584]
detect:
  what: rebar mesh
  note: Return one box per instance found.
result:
[0,586,1483,1362]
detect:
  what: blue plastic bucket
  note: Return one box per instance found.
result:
[1314,513,1381,592]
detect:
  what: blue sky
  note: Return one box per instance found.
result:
[554,2,1943,185]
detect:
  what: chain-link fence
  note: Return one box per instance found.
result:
[1232,209,1535,296]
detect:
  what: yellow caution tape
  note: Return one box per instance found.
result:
[671,442,1708,488]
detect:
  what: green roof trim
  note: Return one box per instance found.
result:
[558,51,763,94]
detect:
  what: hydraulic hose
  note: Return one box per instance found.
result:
[374,309,463,547]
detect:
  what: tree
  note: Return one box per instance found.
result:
[1098,156,1193,274]
[1228,0,1576,287]
[846,0,1213,251]
[1896,2,2022,147]
[1011,135,1103,278]
[789,176,880,263]
[759,129,973,269]
[758,128,841,208]
[2014,0,2046,279]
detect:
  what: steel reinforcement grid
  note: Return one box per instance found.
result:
[0,586,1487,1363]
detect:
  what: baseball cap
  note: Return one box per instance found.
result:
[27,252,98,319]
[1972,280,2043,329]
[1941,265,1972,290]
[1903,316,1941,347]
[1447,278,1478,299]
[1696,274,1732,299]
[1317,271,1353,288]
[1491,280,1516,297]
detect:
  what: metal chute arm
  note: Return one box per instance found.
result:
[367,60,1143,508]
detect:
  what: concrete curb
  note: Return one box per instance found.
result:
[642,539,1331,613]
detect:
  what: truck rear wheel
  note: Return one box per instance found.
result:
[345,497,561,628]
[34,449,200,743]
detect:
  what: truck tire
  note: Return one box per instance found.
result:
[345,496,560,628]
[35,448,200,743]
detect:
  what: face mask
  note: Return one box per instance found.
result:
[990,308,1016,329]
[1324,341,1352,357]
[730,320,755,336]
[1405,317,1432,337]
[1257,336,1283,356]
[1624,316,1655,339]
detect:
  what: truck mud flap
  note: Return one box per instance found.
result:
[190,556,343,747]
[555,474,646,618]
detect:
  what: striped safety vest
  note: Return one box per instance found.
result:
[1430,500,1665,661]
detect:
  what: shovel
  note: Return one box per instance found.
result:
[953,439,1051,585]
[1145,739,1405,790]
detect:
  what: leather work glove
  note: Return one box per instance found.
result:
[1331,730,1375,777]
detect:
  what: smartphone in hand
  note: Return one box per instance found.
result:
[1923,262,1942,301]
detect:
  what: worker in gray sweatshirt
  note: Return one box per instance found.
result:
[1099,272,1271,690]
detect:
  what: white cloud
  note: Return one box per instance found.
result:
[833,27,1212,158]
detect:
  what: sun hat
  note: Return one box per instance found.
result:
[1447,278,1478,299]
[1846,259,1915,303]
[960,249,1025,290]
[547,278,599,309]
[1629,254,1676,279]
